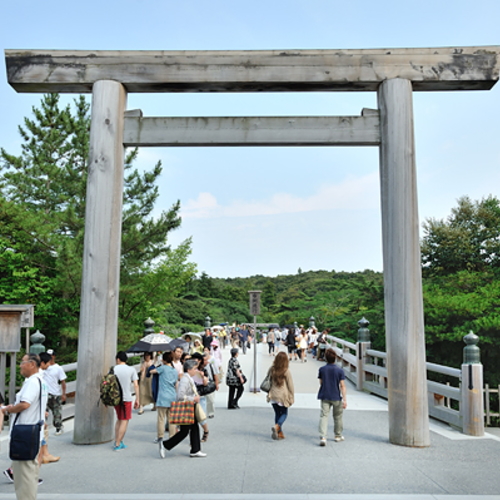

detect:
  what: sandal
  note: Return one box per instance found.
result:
[201,431,209,443]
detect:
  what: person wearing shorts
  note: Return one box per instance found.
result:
[113,352,139,451]
[286,329,296,361]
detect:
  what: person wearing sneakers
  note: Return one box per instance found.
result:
[113,351,140,451]
[44,349,66,436]
[3,353,48,499]
[266,352,294,440]
[318,348,347,446]
[38,352,60,464]
[160,359,206,458]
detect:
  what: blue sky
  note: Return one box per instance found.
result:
[2,0,500,278]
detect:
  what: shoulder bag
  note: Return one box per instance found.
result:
[9,378,44,461]
[260,371,272,393]
[169,400,195,425]
[188,379,207,422]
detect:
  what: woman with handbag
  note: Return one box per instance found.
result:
[266,351,294,440]
[226,348,246,409]
[160,359,206,458]
[190,352,210,442]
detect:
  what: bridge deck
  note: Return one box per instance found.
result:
[0,343,499,499]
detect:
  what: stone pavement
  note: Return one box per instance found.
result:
[0,343,499,500]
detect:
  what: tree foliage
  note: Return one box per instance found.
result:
[421,196,500,385]
[0,94,196,356]
[422,195,500,277]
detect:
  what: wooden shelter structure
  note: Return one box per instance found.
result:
[5,46,500,447]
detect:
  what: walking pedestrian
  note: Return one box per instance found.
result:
[274,329,282,353]
[190,352,210,443]
[265,352,294,440]
[318,349,347,446]
[226,348,246,409]
[138,352,155,414]
[297,328,308,362]
[44,350,66,436]
[113,351,140,451]
[4,353,48,500]
[160,359,206,458]
[285,328,296,361]
[267,328,275,356]
[148,351,178,443]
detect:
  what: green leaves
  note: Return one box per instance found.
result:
[0,94,195,356]
[422,195,500,276]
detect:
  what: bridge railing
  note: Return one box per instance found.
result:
[325,320,485,437]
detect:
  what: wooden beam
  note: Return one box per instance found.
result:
[122,115,380,147]
[5,47,500,93]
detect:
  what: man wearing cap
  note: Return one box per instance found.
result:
[44,350,67,436]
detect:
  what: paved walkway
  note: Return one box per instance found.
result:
[0,343,499,499]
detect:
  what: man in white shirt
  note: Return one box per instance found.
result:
[44,349,66,436]
[172,347,184,378]
[3,353,48,500]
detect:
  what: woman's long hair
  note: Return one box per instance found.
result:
[271,351,289,387]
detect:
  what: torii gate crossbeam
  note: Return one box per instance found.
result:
[5,47,499,448]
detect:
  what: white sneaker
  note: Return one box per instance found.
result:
[334,435,345,442]
[190,451,207,458]
[158,441,165,459]
[54,428,63,436]
[320,437,327,446]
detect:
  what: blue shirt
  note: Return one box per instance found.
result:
[155,364,178,408]
[317,363,345,401]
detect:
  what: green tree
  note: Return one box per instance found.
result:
[421,196,500,385]
[262,280,276,308]
[0,94,194,353]
[421,195,500,277]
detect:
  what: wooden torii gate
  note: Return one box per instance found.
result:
[5,47,500,447]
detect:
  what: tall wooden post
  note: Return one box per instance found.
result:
[378,78,430,447]
[74,80,127,444]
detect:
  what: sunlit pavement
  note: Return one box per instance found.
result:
[0,342,499,499]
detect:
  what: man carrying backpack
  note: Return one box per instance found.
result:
[113,352,139,451]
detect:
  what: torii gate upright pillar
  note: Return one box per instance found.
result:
[378,78,430,447]
[73,80,127,444]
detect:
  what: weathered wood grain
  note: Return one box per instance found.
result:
[378,78,430,447]
[122,115,381,147]
[73,80,127,445]
[5,47,499,93]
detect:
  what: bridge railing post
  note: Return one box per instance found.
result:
[356,317,371,391]
[461,331,484,436]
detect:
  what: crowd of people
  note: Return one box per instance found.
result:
[128,324,346,455]
[0,324,346,499]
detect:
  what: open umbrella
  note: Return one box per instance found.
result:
[181,332,203,342]
[165,337,189,352]
[127,333,173,353]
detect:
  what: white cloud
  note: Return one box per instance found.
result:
[182,172,379,219]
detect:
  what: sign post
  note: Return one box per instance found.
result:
[248,291,261,393]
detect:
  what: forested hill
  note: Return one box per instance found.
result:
[165,269,385,348]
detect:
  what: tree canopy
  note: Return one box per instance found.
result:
[0,94,196,354]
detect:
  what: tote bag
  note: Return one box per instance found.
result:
[169,400,195,425]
